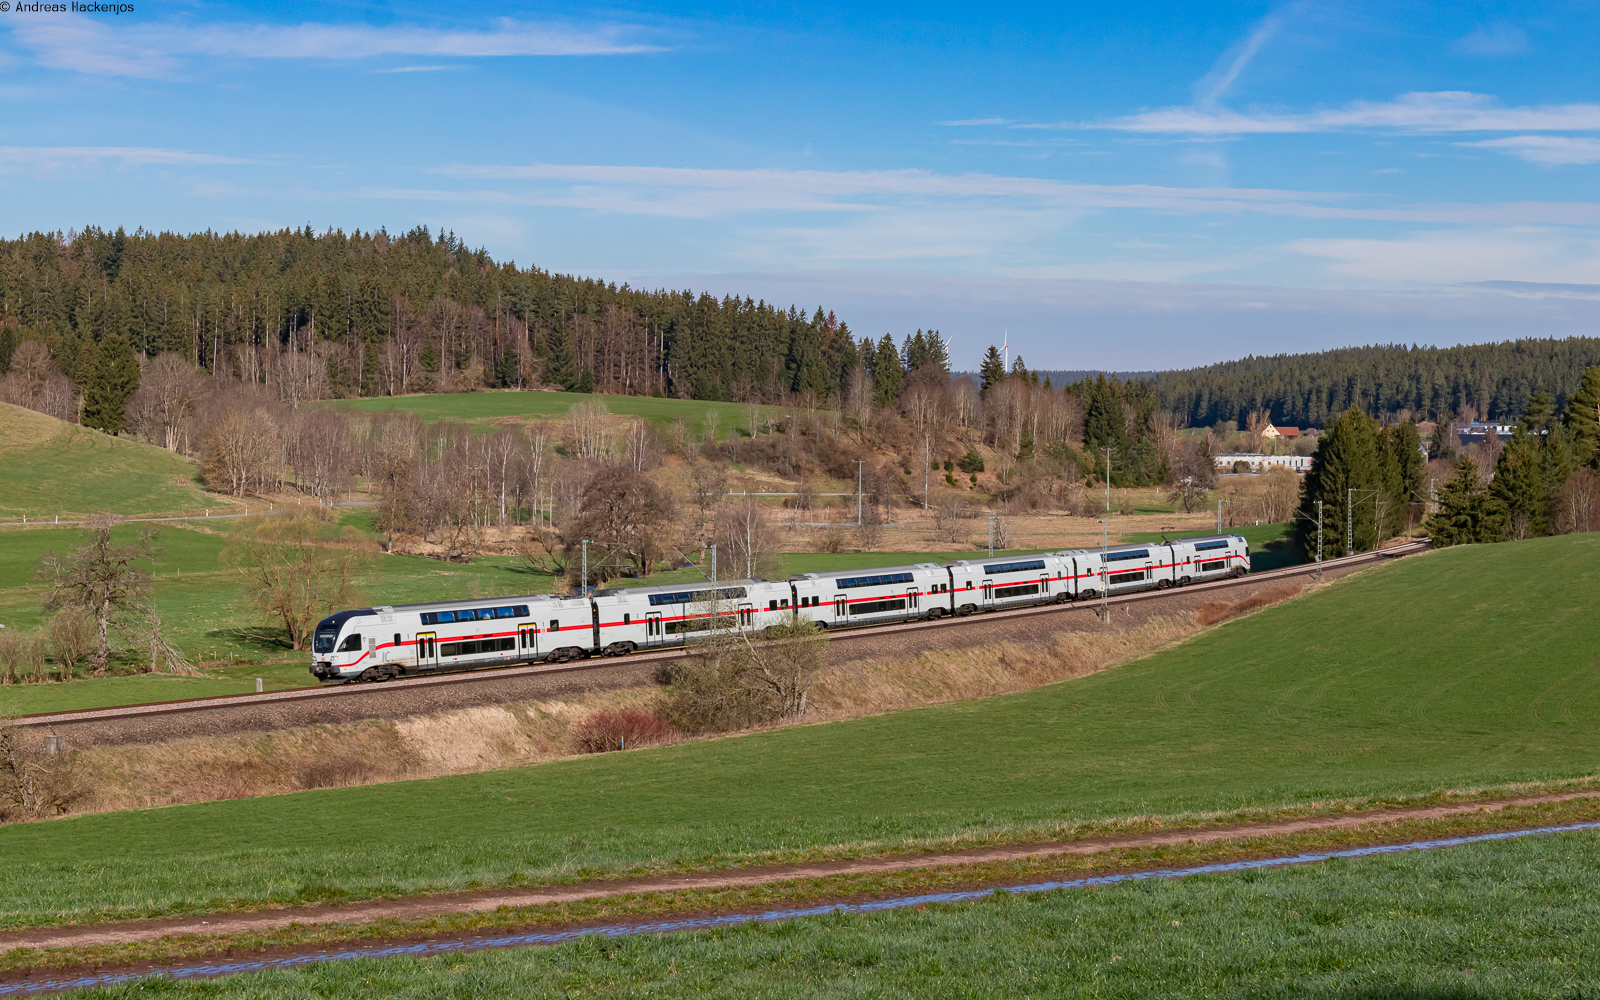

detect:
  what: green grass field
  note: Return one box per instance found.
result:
[59,830,1600,998]
[0,403,221,520]
[335,390,785,439]
[2,534,1597,927]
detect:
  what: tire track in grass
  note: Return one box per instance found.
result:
[6,817,1600,997]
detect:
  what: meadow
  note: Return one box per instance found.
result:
[58,829,1600,998]
[335,389,785,437]
[0,403,223,521]
[2,534,1596,927]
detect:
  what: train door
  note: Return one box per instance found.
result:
[416,631,438,670]
[981,578,994,606]
[905,587,919,614]
[518,623,538,661]
[1040,572,1051,600]
[833,595,847,624]
[738,603,754,628]
[645,612,664,647]
[1144,561,1154,588]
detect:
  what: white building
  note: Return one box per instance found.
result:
[1213,453,1313,473]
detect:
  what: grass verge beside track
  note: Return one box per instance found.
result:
[0,535,1597,928]
[20,808,1600,998]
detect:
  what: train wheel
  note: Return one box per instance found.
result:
[926,607,943,621]
[358,667,379,683]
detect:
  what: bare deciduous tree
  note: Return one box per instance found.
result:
[224,512,366,650]
[566,398,610,461]
[46,607,94,682]
[36,514,159,675]
[714,496,780,579]
[201,403,282,496]
[684,460,728,550]
[128,352,202,451]
[565,467,677,580]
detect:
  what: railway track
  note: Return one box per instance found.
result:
[11,540,1427,746]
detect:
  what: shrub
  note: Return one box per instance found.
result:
[1193,585,1301,626]
[957,448,986,473]
[569,709,680,753]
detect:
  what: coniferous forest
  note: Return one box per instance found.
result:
[0,225,873,404]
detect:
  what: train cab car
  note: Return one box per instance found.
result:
[788,563,946,629]
[1167,534,1251,583]
[593,581,787,651]
[310,594,574,682]
[944,553,1071,615]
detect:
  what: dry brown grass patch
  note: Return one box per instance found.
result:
[1193,584,1302,626]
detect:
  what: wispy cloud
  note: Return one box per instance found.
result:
[1070,91,1600,135]
[1286,228,1600,285]
[11,17,664,78]
[371,65,463,74]
[1192,3,1305,108]
[1465,135,1600,165]
[411,162,1600,228]
[0,146,253,171]
[1452,22,1529,56]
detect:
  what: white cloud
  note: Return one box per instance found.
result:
[11,17,662,78]
[1452,23,1529,56]
[415,162,1600,229]
[1192,2,1304,108]
[1286,228,1600,284]
[1060,91,1600,135]
[0,146,253,172]
[1466,136,1600,166]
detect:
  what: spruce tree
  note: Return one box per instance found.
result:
[1082,375,1128,482]
[575,365,597,394]
[1565,365,1600,464]
[978,345,1006,394]
[81,333,140,434]
[1490,426,1544,538]
[1425,456,1505,547]
[871,334,903,406]
[1297,407,1382,558]
[543,326,578,390]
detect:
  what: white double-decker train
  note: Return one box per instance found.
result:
[309,534,1250,682]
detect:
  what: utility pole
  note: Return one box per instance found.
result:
[580,539,592,595]
[1315,500,1324,580]
[857,460,865,526]
[711,543,717,583]
[1347,488,1354,557]
[1217,497,1224,533]
[1099,446,1114,625]
[988,516,997,556]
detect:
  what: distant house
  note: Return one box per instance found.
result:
[1458,421,1516,446]
[1262,425,1300,440]
[1213,453,1313,473]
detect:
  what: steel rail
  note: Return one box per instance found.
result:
[11,540,1427,729]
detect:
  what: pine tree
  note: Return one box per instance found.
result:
[1490,426,1543,539]
[575,365,597,394]
[871,334,903,406]
[81,333,140,434]
[1082,375,1127,481]
[1297,407,1382,558]
[543,325,578,390]
[1426,456,1506,547]
[1565,365,1600,465]
[978,345,1006,394]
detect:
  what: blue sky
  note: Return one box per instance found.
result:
[3,1,1599,369]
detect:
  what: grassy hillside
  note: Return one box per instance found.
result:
[64,830,1600,998]
[337,390,784,437]
[0,403,221,520]
[2,534,1597,925]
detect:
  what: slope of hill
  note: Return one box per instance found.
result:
[1150,337,1600,428]
[0,403,222,519]
[2,533,1597,925]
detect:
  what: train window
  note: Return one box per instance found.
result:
[769,600,778,611]
[623,613,631,625]
[433,611,455,623]
[782,598,789,608]
[514,605,530,616]
[499,637,516,651]
[338,633,362,652]
[850,598,908,616]
[476,608,495,620]
[550,620,560,631]
[495,607,517,618]
[393,633,401,648]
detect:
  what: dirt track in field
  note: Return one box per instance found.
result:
[3,787,1593,953]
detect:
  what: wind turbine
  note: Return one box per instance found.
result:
[1002,328,1009,371]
